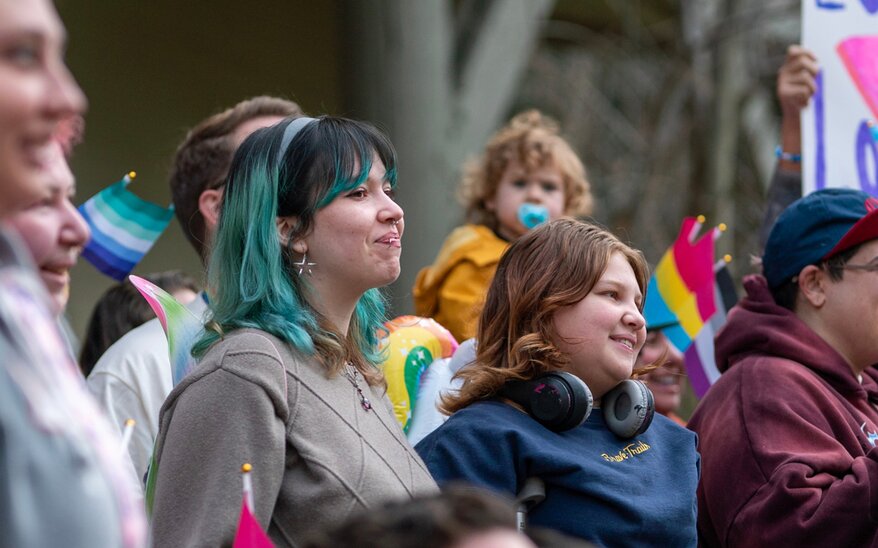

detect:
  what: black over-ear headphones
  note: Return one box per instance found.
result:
[500,371,655,438]
[500,372,593,432]
[603,378,655,438]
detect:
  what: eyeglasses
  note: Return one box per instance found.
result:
[843,259,878,273]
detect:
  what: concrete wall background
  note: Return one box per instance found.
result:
[57,1,345,340]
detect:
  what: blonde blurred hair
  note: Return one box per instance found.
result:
[458,110,593,231]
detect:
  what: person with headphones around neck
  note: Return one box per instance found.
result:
[416,218,699,546]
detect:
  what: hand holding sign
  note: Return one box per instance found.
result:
[778,45,818,115]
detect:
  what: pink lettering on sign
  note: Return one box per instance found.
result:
[837,36,878,119]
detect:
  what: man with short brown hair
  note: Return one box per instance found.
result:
[88,96,304,485]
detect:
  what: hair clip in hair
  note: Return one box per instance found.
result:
[293,252,316,276]
[518,203,549,230]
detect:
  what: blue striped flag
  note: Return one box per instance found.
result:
[78,172,174,281]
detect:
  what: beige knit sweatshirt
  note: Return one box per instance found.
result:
[149,329,437,547]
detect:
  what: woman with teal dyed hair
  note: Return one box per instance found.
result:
[149,116,438,547]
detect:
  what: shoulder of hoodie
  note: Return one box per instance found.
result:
[716,353,848,412]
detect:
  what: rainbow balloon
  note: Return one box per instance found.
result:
[380,316,458,432]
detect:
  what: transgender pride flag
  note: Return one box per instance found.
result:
[78,172,174,281]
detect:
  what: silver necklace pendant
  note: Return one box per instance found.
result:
[345,364,372,411]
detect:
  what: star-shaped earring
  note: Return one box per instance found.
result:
[293,252,316,276]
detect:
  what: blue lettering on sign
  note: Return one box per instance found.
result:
[856,120,878,195]
[861,0,878,13]
[815,71,826,190]
[817,0,845,9]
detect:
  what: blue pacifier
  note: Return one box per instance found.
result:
[518,203,550,230]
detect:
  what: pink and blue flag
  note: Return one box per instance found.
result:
[78,172,174,281]
[128,275,201,386]
[132,274,204,514]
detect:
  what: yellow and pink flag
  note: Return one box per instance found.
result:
[642,216,737,397]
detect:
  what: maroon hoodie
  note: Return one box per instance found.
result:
[688,275,878,547]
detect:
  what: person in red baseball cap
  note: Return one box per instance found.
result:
[689,187,878,547]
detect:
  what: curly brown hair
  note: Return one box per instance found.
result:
[458,110,593,231]
[441,218,649,414]
[169,96,303,262]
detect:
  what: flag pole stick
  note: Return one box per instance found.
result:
[120,418,135,454]
[714,254,732,273]
[242,463,254,512]
[688,215,706,243]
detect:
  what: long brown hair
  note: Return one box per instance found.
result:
[441,218,649,413]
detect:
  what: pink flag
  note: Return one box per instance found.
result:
[129,275,202,385]
[233,496,273,548]
[837,35,878,120]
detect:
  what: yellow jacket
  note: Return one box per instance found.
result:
[412,225,508,343]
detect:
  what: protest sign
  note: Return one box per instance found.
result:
[802,0,878,196]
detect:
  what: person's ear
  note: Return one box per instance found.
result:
[798,265,827,308]
[276,216,298,248]
[198,188,224,232]
[291,239,307,255]
[484,196,496,213]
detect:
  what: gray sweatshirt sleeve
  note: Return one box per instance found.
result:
[759,168,802,249]
[150,343,289,548]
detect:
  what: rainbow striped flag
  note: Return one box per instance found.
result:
[78,172,174,281]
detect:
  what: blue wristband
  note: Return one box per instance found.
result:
[775,145,801,163]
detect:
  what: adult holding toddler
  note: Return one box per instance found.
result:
[149,116,437,546]
[416,219,699,546]
[413,110,593,342]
